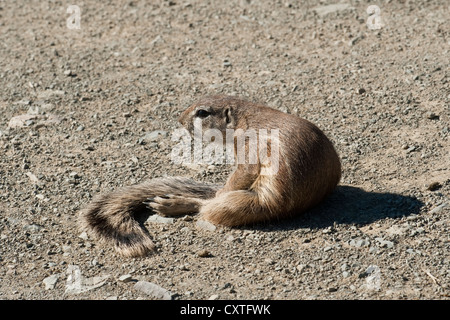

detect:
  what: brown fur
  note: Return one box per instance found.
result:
[79,95,341,257]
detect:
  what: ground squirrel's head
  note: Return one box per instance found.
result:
[178,95,238,138]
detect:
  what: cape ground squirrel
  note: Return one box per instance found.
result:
[80,95,341,257]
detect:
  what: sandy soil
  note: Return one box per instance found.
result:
[0,0,448,300]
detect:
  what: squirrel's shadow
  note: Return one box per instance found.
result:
[258,185,424,231]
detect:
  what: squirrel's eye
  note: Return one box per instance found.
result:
[195,109,210,118]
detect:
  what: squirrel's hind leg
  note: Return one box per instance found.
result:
[146,195,205,217]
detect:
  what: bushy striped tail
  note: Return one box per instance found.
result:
[79,177,218,257]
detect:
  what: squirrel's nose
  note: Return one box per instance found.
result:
[178,114,185,126]
[178,108,190,127]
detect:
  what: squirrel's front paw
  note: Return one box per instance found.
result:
[144,195,201,217]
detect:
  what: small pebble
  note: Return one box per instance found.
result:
[296,264,306,272]
[147,215,174,224]
[63,69,76,77]
[197,250,211,258]
[425,111,439,120]
[43,274,59,290]
[349,238,370,248]
[196,220,216,232]
[375,237,394,248]
[426,182,442,191]
[406,146,416,153]
[118,274,133,283]
[429,202,448,214]
[78,232,89,240]
[225,234,235,241]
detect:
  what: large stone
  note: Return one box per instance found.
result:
[312,3,351,17]
[134,281,174,300]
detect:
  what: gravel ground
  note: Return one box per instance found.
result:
[0,0,449,300]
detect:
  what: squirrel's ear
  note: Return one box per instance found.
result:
[224,107,234,128]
